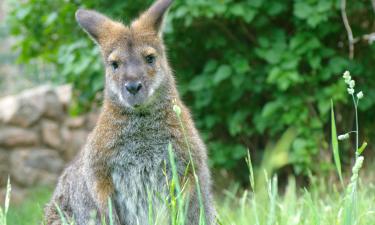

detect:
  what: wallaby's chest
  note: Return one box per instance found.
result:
[111,157,170,225]
[109,115,174,225]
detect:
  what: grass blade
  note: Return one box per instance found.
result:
[0,177,12,225]
[304,189,320,225]
[245,151,255,191]
[55,203,68,225]
[0,207,4,225]
[331,100,343,185]
[266,176,277,225]
[108,198,113,225]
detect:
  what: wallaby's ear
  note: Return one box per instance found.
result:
[133,0,173,35]
[75,9,115,44]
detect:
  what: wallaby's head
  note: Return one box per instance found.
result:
[76,0,173,109]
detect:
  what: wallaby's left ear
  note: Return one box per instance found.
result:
[132,0,173,35]
[76,9,119,45]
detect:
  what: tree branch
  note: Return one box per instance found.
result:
[341,0,355,59]
[353,32,375,44]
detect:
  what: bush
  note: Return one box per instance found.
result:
[7,0,375,181]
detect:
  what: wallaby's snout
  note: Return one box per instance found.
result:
[120,79,148,108]
[125,81,143,95]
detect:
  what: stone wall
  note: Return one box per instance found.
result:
[0,85,99,202]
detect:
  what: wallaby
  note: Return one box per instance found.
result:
[44,0,216,224]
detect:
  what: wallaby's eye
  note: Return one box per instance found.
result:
[110,61,119,71]
[145,54,156,65]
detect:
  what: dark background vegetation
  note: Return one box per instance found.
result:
[6,0,375,184]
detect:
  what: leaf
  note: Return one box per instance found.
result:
[233,58,250,74]
[267,2,285,16]
[44,12,58,26]
[232,145,247,159]
[92,74,104,92]
[294,2,313,19]
[174,6,188,18]
[267,68,301,91]
[213,65,232,84]
[255,47,283,64]
[230,4,245,17]
[231,73,245,88]
[15,6,31,20]
[228,111,249,136]
[203,60,218,73]
[357,142,368,155]
[189,75,208,91]
[331,100,343,185]
[248,0,263,8]
[261,100,282,118]
[243,9,257,23]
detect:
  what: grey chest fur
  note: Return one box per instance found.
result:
[109,114,175,225]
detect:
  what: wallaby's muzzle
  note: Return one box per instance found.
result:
[120,80,149,108]
[125,81,143,95]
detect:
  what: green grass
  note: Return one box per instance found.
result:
[217,177,375,225]
[1,177,375,225]
[7,186,52,225]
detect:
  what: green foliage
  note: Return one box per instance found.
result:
[7,0,375,180]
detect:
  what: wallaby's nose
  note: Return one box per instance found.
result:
[125,81,143,95]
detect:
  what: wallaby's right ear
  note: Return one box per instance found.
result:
[75,9,114,44]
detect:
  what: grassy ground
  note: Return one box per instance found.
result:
[217,177,375,225]
[7,186,51,225]
[3,175,375,225]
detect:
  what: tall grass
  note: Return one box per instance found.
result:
[0,177,11,225]
[217,176,375,225]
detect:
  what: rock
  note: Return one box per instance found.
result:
[56,84,72,109]
[41,120,61,149]
[61,127,88,160]
[0,149,9,186]
[65,116,86,129]
[86,111,100,130]
[0,127,39,148]
[10,148,64,187]
[43,87,64,120]
[0,96,17,125]
[0,85,101,190]
[0,95,38,128]
[0,186,27,205]
[0,85,64,127]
